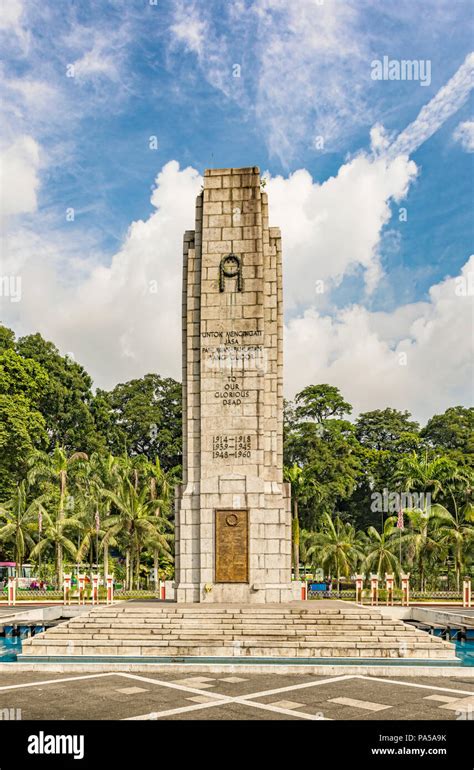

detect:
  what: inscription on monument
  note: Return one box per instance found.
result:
[212,434,252,459]
[213,376,250,405]
[202,345,265,372]
[215,509,248,583]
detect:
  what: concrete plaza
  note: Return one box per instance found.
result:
[0,669,472,720]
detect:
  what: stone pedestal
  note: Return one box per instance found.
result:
[174,166,298,603]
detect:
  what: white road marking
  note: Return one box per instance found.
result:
[328,696,390,711]
[0,672,114,691]
[354,675,474,696]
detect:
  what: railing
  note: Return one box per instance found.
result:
[308,590,356,599]
[308,588,463,601]
[2,588,168,601]
[2,589,63,600]
[114,590,162,598]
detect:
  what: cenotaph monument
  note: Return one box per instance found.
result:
[174,166,299,603]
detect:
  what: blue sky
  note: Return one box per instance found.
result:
[1,0,473,421]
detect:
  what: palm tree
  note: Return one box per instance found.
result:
[148,458,175,588]
[75,452,123,577]
[308,512,365,591]
[432,502,474,591]
[29,505,81,584]
[393,451,471,590]
[102,476,171,590]
[0,482,39,575]
[363,517,402,577]
[393,451,456,500]
[284,464,322,579]
[400,506,450,591]
[28,447,88,581]
[299,529,318,580]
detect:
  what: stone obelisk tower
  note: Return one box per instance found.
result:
[174,167,297,603]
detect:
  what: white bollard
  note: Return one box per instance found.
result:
[106,575,114,605]
[78,574,86,605]
[370,574,379,606]
[355,574,364,605]
[463,577,471,608]
[91,574,99,605]
[63,573,72,605]
[7,577,16,606]
[401,573,410,606]
[385,573,394,606]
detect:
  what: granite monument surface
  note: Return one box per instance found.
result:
[174,167,298,603]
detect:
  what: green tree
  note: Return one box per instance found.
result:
[148,457,175,586]
[393,451,457,499]
[285,418,361,528]
[398,506,451,591]
[421,406,474,464]
[0,396,48,501]
[0,325,15,352]
[284,464,322,578]
[434,502,474,591]
[0,347,51,500]
[102,475,172,590]
[308,512,365,591]
[294,384,352,423]
[362,517,402,577]
[355,408,420,452]
[98,375,182,471]
[27,447,88,581]
[16,332,104,453]
[0,481,40,574]
[29,504,82,585]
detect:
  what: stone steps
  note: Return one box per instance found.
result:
[20,602,457,661]
[22,641,454,659]
[59,622,415,631]
[45,629,423,638]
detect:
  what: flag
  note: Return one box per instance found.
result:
[396,509,404,530]
[95,510,100,533]
[38,509,42,535]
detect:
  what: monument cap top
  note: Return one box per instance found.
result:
[204,166,260,176]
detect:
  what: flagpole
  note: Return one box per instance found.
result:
[397,508,404,579]
[38,509,42,582]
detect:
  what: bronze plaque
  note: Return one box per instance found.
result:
[215,510,248,583]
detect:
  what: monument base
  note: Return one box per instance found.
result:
[175,581,303,604]
[174,478,296,603]
[20,601,458,661]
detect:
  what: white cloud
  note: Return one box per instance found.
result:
[170,5,207,56]
[169,1,234,96]
[387,53,474,159]
[0,136,41,221]
[254,0,369,161]
[3,155,471,424]
[0,0,23,31]
[267,153,417,304]
[6,78,56,111]
[71,39,121,82]
[169,0,371,159]
[453,119,474,152]
[2,161,202,389]
[0,0,29,53]
[284,256,474,422]
[1,8,472,423]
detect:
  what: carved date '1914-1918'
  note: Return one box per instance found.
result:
[212,434,252,459]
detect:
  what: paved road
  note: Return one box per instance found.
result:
[0,669,472,720]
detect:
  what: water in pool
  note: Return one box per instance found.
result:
[0,637,22,662]
[1,635,472,665]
